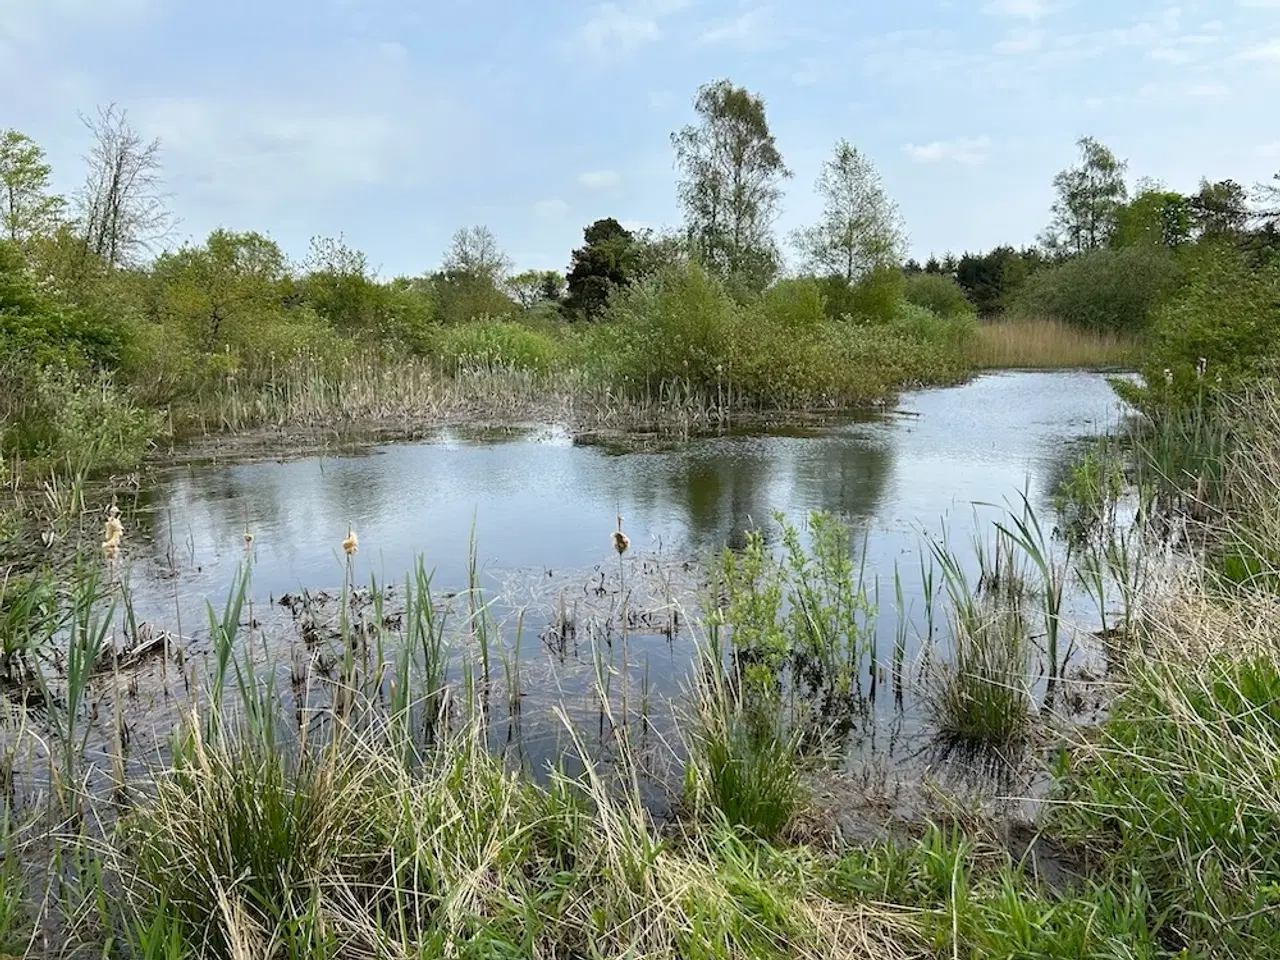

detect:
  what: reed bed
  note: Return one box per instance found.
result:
[969,318,1139,371]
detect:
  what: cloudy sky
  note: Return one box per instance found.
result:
[3,0,1278,276]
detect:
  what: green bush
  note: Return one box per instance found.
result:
[1124,245,1280,409]
[760,277,826,330]
[0,240,125,368]
[1011,246,1183,333]
[904,272,975,319]
[434,320,561,374]
[890,301,977,352]
[0,366,160,472]
[599,260,738,388]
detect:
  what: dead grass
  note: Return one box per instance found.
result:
[970,318,1139,371]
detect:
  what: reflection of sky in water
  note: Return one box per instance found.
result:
[117,371,1130,779]
[135,371,1127,607]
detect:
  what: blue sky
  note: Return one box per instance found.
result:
[3,0,1278,277]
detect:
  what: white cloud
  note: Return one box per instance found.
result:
[983,0,1050,20]
[534,198,570,219]
[698,7,776,51]
[578,170,622,189]
[574,0,689,62]
[1241,38,1280,61]
[903,135,992,165]
[995,27,1045,53]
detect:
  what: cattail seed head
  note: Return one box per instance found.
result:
[613,515,630,555]
[343,525,359,557]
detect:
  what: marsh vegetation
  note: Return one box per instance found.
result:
[3,76,1280,959]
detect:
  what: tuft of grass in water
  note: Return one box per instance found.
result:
[926,540,1034,750]
[970,318,1140,370]
[682,629,808,842]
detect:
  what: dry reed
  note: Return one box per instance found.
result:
[970,319,1139,371]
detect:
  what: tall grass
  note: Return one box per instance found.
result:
[926,540,1034,749]
[969,319,1139,370]
[682,630,808,841]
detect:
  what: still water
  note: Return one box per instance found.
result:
[123,371,1129,778]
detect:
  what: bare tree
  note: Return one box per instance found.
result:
[76,104,173,268]
[441,225,511,284]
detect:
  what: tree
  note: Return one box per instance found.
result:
[152,230,288,350]
[1112,184,1192,249]
[955,246,1046,316]
[508,269,565,309]
[0,130,64,243]
[303,235,385,333]
[76,104,173,269]
[672,79,790,290]
[1043,136,1128,255]
[442,225,511,286]
[564,218,636,320]
[432,225,516,324]
[1191,179,1249,241]
[792,139,904,283]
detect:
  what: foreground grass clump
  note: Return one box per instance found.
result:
[969,319,1139,370]
[825,824,1160,958]
[120,713,916,959]
[683,639,808,842]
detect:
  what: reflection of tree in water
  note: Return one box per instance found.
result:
[790,434,894,524]
[663,449,778,554]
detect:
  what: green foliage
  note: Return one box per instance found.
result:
[791,139,903,283]
[564,218,636,321]
[903,272,975,319]
[434,320,561,374]
[714,512,874,694]
[954,246,1046,316]
[0,129,65,244]
[1011,246,1183,333]
[831,265,905,324]
[1130,245,1280,407]
[151,230,289,351]
[889,301,976,352]
[1112,186,1192,249]
[1043,136,1128,254]
[760,277,826,330]
[0,240,125,368]
[1,367,160,472]
[674,79,790,291]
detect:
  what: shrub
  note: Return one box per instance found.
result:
[600,260,738,388]
[434,320,561,374]
[904,272,975,319]
[760,277,826,331]
[821,266,905,324]
[890,301,976,352]
[0,366,161,472]
[1124,245,1280,409]
[1010,246,1183,333]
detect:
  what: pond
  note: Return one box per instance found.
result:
[103,370,1130,797]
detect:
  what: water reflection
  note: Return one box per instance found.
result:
[119,372,1129,781]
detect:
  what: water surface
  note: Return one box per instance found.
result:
[122,371,1129,783]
